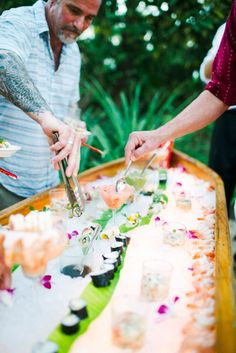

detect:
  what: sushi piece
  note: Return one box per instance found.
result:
[69,298,88,320]
[90,270,110,287]
[61,314,80,335]
[104,257,118,270]
[115,234,127,247]
[103,251,121,266]
[32,341,59,353]
[111,241,123,254]
[101,263,115,280]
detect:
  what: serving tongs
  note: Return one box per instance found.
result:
[52,132,85,217]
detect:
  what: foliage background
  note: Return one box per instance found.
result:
[0,0,232,169]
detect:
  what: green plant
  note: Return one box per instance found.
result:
[79,80,201,171]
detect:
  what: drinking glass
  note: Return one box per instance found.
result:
[140,259,173,302]
[111,295,146,352]
[162,221,187,247]
[99,184,134,225]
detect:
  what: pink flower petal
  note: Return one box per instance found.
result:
[188,267,193,271]
[41,275,52,282]
[187,230,198,239]
[43,282,51,289]
[71,230,79,236]
[173,296,180,303]
[177,164,186,173]
[176,182,182,186]
[157,304,169,314]
[155,216,161,222]
[67,233,72,240]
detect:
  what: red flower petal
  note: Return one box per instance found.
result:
[157,304,169,314]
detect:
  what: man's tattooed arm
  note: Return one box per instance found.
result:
[0,50,52,123]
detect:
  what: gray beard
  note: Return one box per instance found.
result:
[57,31,79,44]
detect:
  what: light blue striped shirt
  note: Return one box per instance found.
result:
[0,0,81,197]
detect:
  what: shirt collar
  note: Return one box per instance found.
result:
[33,0,49,35]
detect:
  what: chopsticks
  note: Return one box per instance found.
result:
[81,142,104,156]
[0,167,18,180]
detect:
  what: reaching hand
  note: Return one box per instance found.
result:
[125,130,164,165]
[40,113,81,177]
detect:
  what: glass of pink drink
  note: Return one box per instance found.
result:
[99,184,134,225]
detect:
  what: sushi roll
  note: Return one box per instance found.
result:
[32,341,59,353]
[101,263,115,280]
[104,257,118,270]
[103,251,121,266]
[90,269,110,287]
[111,241,123,254]
[115,234,127,247]
[61,314,80,335]
[69,298,88,320]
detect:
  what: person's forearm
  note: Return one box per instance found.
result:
[0,50,53,123]
[157,90,228,141]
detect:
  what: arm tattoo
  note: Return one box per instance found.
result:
[0,50,52,119]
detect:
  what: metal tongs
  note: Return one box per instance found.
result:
[52,132,85,217]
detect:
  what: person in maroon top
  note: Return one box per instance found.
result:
[125,1,236,168]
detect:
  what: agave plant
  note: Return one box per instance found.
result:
[79,80,201,171]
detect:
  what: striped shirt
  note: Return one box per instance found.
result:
[0,0,81,197]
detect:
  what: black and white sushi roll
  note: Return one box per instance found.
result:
[32,341,59,353]
[101,263,115,280]
[69,298,88,320]
[61,314,80,335]
[103,251,121,266]
[90,269,110,287]
[104,257,118,270]
[115,234,127,247]
[111,241,123,254]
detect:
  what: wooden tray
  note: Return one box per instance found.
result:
[0,150,235,353]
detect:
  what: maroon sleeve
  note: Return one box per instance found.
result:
[206,0,236,105]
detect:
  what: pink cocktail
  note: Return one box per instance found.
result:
[100,184,133,210]
[99,184,134,225]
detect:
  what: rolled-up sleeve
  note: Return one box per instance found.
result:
[206,0,236,106]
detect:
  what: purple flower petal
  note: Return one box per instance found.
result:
[173,296,180,303]
[6,288,15,295]
[41,275,51,282]
[43,282,52,289]
[71,230,79,236]
[157,304,169,314]
[155,216,161,222]
[188,267,193,271]
[67,233,72,240]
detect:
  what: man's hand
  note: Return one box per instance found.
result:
[40,113,81,177]
[125,130,164,165]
